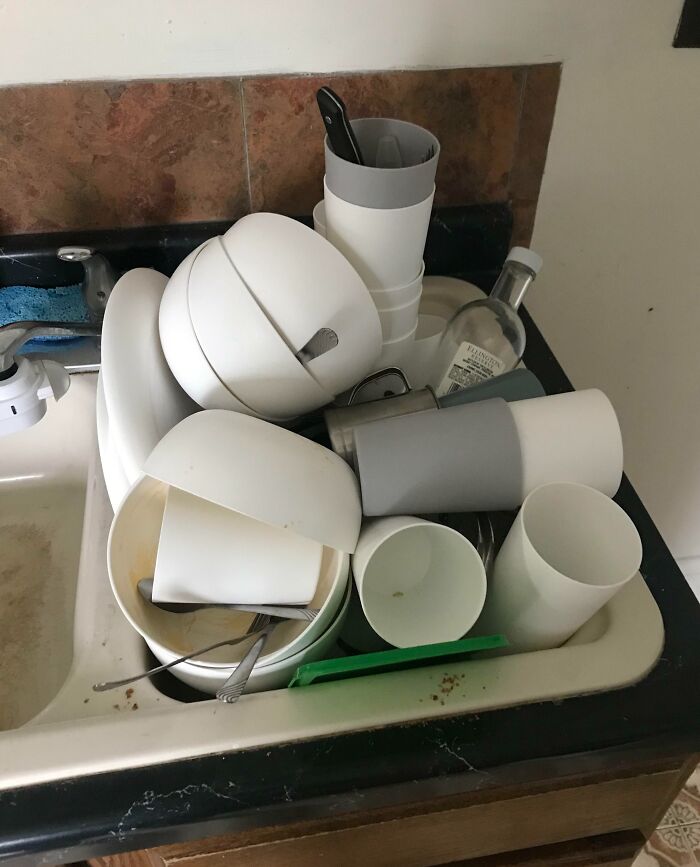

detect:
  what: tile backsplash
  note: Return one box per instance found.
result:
[0,65,560,245]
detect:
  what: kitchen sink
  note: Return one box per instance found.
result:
[0,372,664,792]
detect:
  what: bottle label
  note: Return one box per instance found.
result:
[435,342,506,396]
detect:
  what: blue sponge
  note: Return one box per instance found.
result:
[0,284,90,349]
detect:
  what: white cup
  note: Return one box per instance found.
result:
[377,295,422,342]
[324,177,434,290]
[312,200,326,237]
[402,313,446,388]
[369,263,424,308]
[153,487,323,605]
[477,482,642,652]
[351,516,487,647]
[509,389,623,498]
[376,322,418,370]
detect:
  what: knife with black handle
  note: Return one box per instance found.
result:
[316,86,364,165]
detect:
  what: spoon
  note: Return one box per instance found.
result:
[137,578,319,622]
[92,614,270,692]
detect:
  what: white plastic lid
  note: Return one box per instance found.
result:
[506,246,543,275]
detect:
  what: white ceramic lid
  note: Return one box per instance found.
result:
[144,409,362,553]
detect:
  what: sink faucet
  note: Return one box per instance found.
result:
[56,246,116,320]
[0,246,116,436]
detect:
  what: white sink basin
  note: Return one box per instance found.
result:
[0,373,665,792]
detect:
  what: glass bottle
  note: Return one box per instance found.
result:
[430,247,543,397]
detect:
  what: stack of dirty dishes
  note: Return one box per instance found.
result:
[108,411,360,695]
[317,118,440,371]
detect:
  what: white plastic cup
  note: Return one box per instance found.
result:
[152,487,323,605]
[375,322,418,370]
[376,295,422,342]
[324,177,434,290]
[312,200,326,237]
[509,389,624,498]
[351,516,487,647]
[477,482,642,652]
[402,313,446,389]
[369,263,424,308]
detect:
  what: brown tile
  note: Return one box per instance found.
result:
[511,199,538,247]
[510,63,561,205]
[0,79,247,234]
[635,826,695,866]
[242,68,525,215]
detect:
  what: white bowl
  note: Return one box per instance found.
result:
[144,410,362,553]
[188,237,334,420]
[108,474,350,670]
[369,263,425,308]
[376,295,422,342]
[221,213,382,396]
[146,575,352,695]
[158,243,253,414]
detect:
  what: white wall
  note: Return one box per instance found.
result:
[3,0,699,573]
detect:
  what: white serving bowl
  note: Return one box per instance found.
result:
[221,213,382,397]
[108,474,350,670]
[158,243,254,414]
[146,574,352,695]
[188,237,333,420]
[144,410,362,554]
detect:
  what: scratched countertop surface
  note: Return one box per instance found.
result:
[2,207,700,865]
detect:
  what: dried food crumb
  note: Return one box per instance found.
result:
[131,703,139,711]
[392,591,404,598]
[125,688,134,699]
[431,694,439,701]
[113,704,120,711]
[83,698,89,704]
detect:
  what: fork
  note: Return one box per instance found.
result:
[216,620,279,704]
[92,613,270,692]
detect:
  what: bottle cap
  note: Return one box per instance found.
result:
[506,246,543,275]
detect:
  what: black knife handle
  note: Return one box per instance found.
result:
[316,87,364,165]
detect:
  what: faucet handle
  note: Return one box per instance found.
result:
[57,246,116,317]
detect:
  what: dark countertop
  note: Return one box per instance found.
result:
[2,206,700,865]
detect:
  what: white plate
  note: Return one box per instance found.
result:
[95,371,130,511]
[101,268,198,482]
[420,275,485,321]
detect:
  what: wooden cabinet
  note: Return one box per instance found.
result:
[89,754,696,867]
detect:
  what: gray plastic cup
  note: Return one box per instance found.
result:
[325,118,440,209]
[354,398,523,516]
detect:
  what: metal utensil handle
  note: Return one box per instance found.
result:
[91,629,265,692]
[156,601,318,621]
[347,367,411,405]
[216,623,277,704]
[137,579,319,621]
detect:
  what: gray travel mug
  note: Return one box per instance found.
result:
[355,398,523,516]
